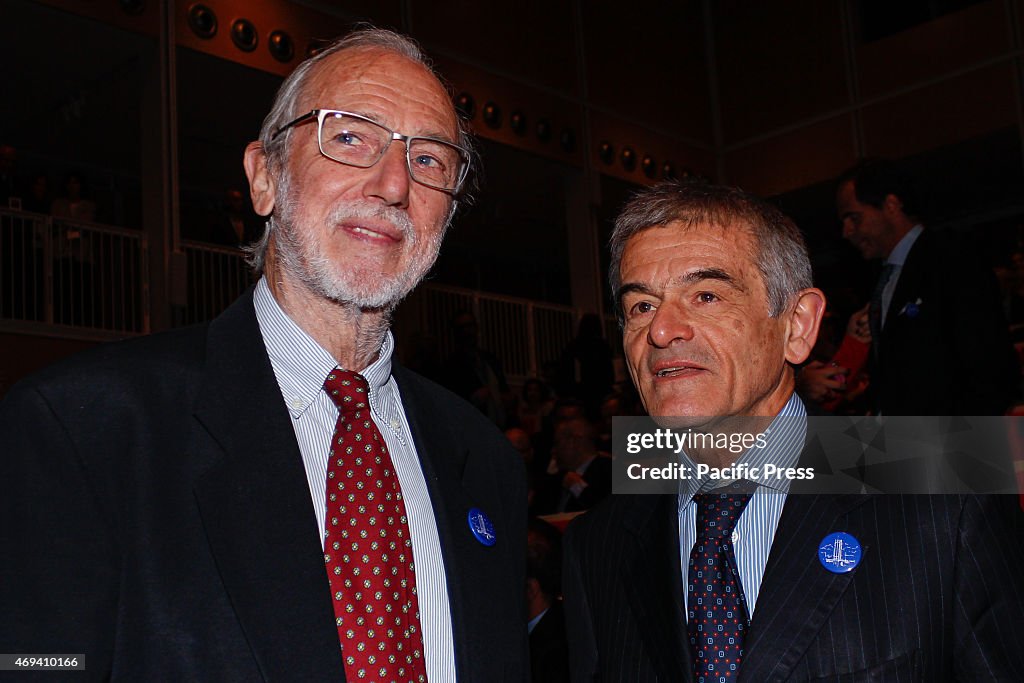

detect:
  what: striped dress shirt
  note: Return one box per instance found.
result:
[677,394,807,617]
[253,277,456,681]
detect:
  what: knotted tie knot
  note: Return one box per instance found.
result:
[694,479,756,540]
[324,369,370,414]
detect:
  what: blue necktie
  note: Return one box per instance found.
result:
[687,480,755,683]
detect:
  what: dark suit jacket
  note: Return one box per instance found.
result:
[533,457,613,516]
[873,229,1018,415]
[530,600,570,683]
[564,492,1024,682]
[0,290,528,681]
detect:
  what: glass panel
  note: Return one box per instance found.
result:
[431,139,576,305]
[177,46,281,247]
[1,0,151,228]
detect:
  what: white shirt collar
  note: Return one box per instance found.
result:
[252,276,395,419]
[676,393,807,506]
[886,224,924,267]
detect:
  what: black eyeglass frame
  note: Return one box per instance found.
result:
[272,109,471,194]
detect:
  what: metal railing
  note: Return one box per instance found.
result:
[399,283,580,382]
[179,242,591,382]
[2,226,610,383]
[0,209,148,335]
[180,240,255,326]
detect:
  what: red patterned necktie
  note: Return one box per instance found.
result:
[687,480,755,683]
[323,369,428,682]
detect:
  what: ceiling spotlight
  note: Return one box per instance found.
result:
[642,155,657,178]
[620,146,636,171]
[536,119,551,142]
[510,111,527,135]
[187,4,217,39]
[455,93,475,120]
[268,30,294,63]
[231,18,258,52]
[482,101,502,129]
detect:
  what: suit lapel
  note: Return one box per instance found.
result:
[393,367,507,682]
[621,495,694,683]
[192,292,342,681]
[740,494,875,681]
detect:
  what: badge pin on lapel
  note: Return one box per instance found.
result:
[468,507,496,547]
[900,297,923,318]
[818,532,862,573]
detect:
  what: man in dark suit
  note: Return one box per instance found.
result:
[528,518,570,683]
[836,159,1018,415]
[0,29,527,681]
[563,181,1024,681]
[533,416,612,516]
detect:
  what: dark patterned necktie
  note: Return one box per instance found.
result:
[323,369,428,683]
[687,480,755,683]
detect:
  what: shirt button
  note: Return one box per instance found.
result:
[731,530,740,543]
[289,397,303,410]
[390,418,401,431]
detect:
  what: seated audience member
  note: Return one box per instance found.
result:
[51,171,97,222]
[532,397,586,477]
[556,313,614,419]
[527,518,569,683]
[505,426,536,468]
[517,377,555,436]
[595,392,626,453]
[532,416,610,515]
[23,173,50,214]
[208,188,264,247]
[440,310,511,427]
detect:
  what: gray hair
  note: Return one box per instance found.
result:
[608,180,812,323]
[245,27,475,272]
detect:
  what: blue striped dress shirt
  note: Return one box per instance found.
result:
[678,394,807,618]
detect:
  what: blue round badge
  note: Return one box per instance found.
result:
[818,532,862,574]
[468,508,496,547]
[905,303,920,318]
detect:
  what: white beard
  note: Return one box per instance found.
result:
[271,172,447,310]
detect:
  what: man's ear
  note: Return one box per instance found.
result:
[882,192,903,217]
[244,141,276,216]
[784,288,826,365]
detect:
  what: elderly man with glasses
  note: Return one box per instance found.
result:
[0,29,527,682]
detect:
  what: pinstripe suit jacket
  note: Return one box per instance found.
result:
[564,491,1024,682]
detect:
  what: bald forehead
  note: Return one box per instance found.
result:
[299,46,458,139]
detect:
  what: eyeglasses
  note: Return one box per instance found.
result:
[272,109,471,194]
